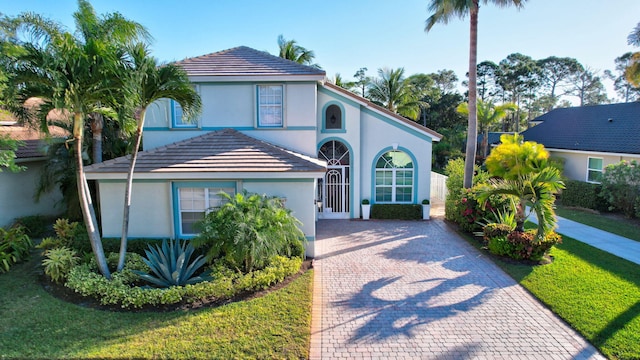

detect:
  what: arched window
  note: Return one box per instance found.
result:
[375,150,413,203]
[325,104,342,130]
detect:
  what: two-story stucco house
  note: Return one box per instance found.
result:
[85,46,442,257]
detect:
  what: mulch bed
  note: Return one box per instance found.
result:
[40,259,313,313]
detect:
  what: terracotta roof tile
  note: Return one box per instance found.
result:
[174,46,326,77]
[0,124,68,159]
[85,128,327,174]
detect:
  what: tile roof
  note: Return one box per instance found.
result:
[321,82,443,141]
[0,123,68,159]
[521,102,640,154]
[174,46,326,77]
[85,128,327,175]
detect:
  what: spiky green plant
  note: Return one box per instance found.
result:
[42,247,79,283]
[134,239,210,287]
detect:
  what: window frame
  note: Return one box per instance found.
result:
[172,181,236,238]
[586,156,604,184]
[374,150,415,204]
[256,84,285,128]
[171,85,200,128]
[322,101,346,133]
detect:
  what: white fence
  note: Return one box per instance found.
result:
[430,171,448,201]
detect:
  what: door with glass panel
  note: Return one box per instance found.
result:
[317,140,350,219]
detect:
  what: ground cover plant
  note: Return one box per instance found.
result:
[0,257,313,359]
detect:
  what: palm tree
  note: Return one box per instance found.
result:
[456,99,517,158]
[425,0,527,188]
[116,43,201,271]
[9,2,146,278]
[367,67,424,120]
[626,22,640,87]
[72,0,149,164]
[478,134,564,239]
[277,35,320,68]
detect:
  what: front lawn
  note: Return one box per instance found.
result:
[0,257,313,359]
[493,235,640,360]
[555,205,640,243]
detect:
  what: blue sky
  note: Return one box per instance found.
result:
[3,0,640,101]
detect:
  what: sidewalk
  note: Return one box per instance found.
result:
[529,210,640,265]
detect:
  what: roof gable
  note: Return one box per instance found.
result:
[85,129,327,176]
[321,82,442,141]
[521,102,640,155]
[175,46,326,78]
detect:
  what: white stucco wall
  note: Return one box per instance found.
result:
[142,82,318,156]
[97,181,173,239]
[0,160,64,227]
[550,150,640,182]
[316,88,434,217]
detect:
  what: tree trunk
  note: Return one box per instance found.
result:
[117,110,145,271]
[90,113,104,164]
[73,113,111,279]
[463,2,479,189]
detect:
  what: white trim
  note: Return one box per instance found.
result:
[86,171,327,180]
[189,75,325,82]
[545,148,640,158]
[586,156,604,184]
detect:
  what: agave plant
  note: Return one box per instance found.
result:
[134,239,210,287]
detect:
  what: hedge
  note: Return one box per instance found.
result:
[560,180,607,211]
[371,204,422,220]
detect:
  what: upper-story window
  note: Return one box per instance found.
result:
[171,85,199,128]
[257,85,284,127]
[587,157,603,183]
[325,104,342,129]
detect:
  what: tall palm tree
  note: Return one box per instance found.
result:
[457,99,517,158]
[115,43,201,271]
[72,0,149,164]
[277,34,319,68]
[367,67,424,120]
[425,0,527,188]
[9,2,146,278]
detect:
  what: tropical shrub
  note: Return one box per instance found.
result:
[12,215,55,237]
[42,247,79,283]
[193,191,306,273]
[134,239,210,287]
[600,160,640,218]
[371,204,422,220]
[478,134,564,239]
[444,158,491,224]
[450,186,510,233]
[0,226,33,273]
[485,229,561,261]
[482,223,513,242]
[560,180,606,211]
[65,255,302,309]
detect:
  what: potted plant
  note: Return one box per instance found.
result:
[361,199,371,220]
[422,199,430,220]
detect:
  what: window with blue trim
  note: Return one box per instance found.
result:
[177,186,234,235]
[375,150,413,203]
[257,85,283,127]
[325,104,342,129]
[172,100,196,128]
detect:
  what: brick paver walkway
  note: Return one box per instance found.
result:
[309,216,604,359]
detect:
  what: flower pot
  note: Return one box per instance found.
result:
[362,204,371,220]
[422,204,431,220]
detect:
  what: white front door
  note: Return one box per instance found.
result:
[318,140,350,219]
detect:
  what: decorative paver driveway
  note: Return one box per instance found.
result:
[310,219,604,359]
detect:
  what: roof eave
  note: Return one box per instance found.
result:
[86,170,327,181]
[189,74,326,82]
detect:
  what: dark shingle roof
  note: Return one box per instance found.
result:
[521,102,640,154]
[174,46,326,77]
[85,129,326,175]
[0,123,67,159]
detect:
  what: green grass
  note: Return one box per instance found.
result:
[555,205,640,243]
[486,235,640,360]
[0,257,313,359]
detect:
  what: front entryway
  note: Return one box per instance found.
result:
[318,140,350,219]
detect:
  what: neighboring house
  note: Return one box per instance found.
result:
[521,102,640,183]
[477,132,513,156]
[0,122,66,227]
[85,46,442,257]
